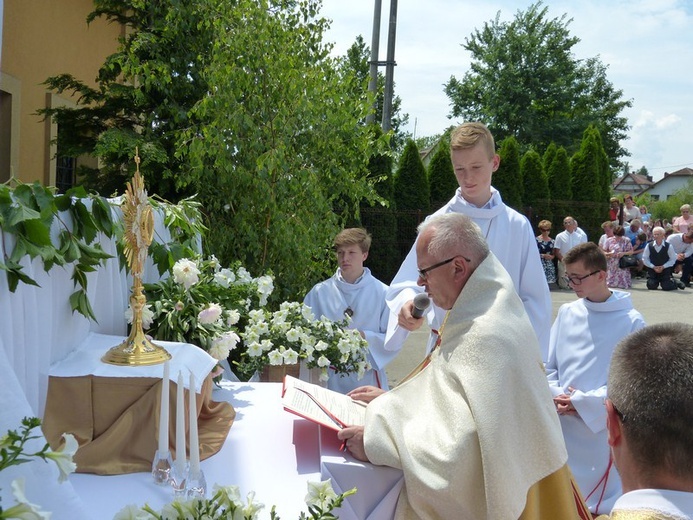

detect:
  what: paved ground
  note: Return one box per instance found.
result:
[385,275,692,386]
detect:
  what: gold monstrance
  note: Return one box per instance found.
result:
[102,149,171,366]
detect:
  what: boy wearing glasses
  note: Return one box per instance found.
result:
[546,242,645,516]
[385,122,551,360]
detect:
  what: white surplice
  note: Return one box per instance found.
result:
[366,254,569,519]
[304,267,392,393]
[546,290,646,514]
[384,187,552,360]
[604,488,693,520]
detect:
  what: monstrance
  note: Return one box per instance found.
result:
[102,149,171,366]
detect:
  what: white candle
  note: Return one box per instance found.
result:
[188,371,200,474]
[175,371,186,472]
[158,361,170,453]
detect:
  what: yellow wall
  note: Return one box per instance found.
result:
[1,0,122,185]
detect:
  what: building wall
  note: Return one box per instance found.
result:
[645,176,692,200]
[1,0,122,185]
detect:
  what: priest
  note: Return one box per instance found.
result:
[339,213,590,519]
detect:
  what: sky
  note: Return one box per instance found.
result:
[320,0,693,181]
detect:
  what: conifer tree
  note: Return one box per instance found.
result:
[394,140,429,257]
[428,138,457,208]
[521,149,550,223]
[547,146,572,201]
[542,143,557,185]
[495,136,523,210]
[571,125,604,202]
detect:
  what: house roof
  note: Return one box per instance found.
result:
[612,172,655,190]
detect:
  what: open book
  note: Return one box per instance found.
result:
[281,375,367,431]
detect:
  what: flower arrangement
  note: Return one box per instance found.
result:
[140,256,274,370]
[237,301,371,382]
[114,479,355,520]
[0,417,79,520]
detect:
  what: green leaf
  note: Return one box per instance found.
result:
[21,218,53,247]
[6,204,41,228]
[73,200,98,244]
[69,289,97,321]
[0,261,41,292]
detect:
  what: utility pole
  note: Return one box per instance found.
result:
[381,0,398,132]
[366,0,382,125]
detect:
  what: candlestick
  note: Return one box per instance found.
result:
[188,371,200,474]
[175,371,186,470]
[151,360,172,485]
[159,361,170,452]
[170,370,188,496]
[185,371,206,498]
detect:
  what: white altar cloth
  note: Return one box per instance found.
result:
[70,382,402,519]
[50,332,216,393]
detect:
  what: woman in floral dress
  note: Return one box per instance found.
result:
[604,225,634,289]
[536,220,556,285]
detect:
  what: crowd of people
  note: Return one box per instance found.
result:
[536,198,693,293]
[304,122,691,519]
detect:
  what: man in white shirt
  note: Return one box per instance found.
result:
[598,323,693,520]
[667,231,693,288]
[642,226,678,291]
[553,216,588,289]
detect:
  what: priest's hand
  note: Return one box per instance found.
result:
[338,426,369,462]
[398,300,425,331]
[348,385,386,404]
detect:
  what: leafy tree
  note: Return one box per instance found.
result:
[428,135,457,208]
[542,142,557,179]
[547,146,572,201]
[394,140,429,257]
[42,0,387,302]
[39,0,219,199]
[444,2,632,169]
[344,35,410,152]
[177,0,387,301]
[521,149,550,223]
[495,136,523,209]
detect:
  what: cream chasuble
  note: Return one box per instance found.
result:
[365,253,587,519]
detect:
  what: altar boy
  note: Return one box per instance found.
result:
[304,228,392,394]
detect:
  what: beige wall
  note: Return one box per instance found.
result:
[1,0,122,185]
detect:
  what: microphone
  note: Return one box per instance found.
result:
[411,293,431,319]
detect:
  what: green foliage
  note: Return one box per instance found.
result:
[428,136,458,208]
[0,182,115,320]
[170,0,386,303]
[444,1,632,169]
[360,148,399,284]
[542,142,557,175]
[571,125,608,202]
[0,417,49,472]
[495,136,523,210]
[394,140,429,259]
[547,146,572,201]
[520,150,551,220]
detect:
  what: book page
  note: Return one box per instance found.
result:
[282,375,366,430]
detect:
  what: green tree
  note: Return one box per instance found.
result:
[176,0,387,301]
[394,140,429,257]
[444,2,632,169]
[495,136,523,210]
[521,149,550,223]
[427,135,457,208]
[360,143,399,284]
[547,146,572,201]
[542,142,557,180]
[42,0,388,302]
[571,125,604,202]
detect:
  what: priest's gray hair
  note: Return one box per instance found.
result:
[417,213,489,268]
[608,323,693,480]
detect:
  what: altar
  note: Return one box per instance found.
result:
[68,380,403,519]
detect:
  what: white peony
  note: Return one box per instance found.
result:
[172,258,200,289]
[226,309,241,326]
[197,303,222,325]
